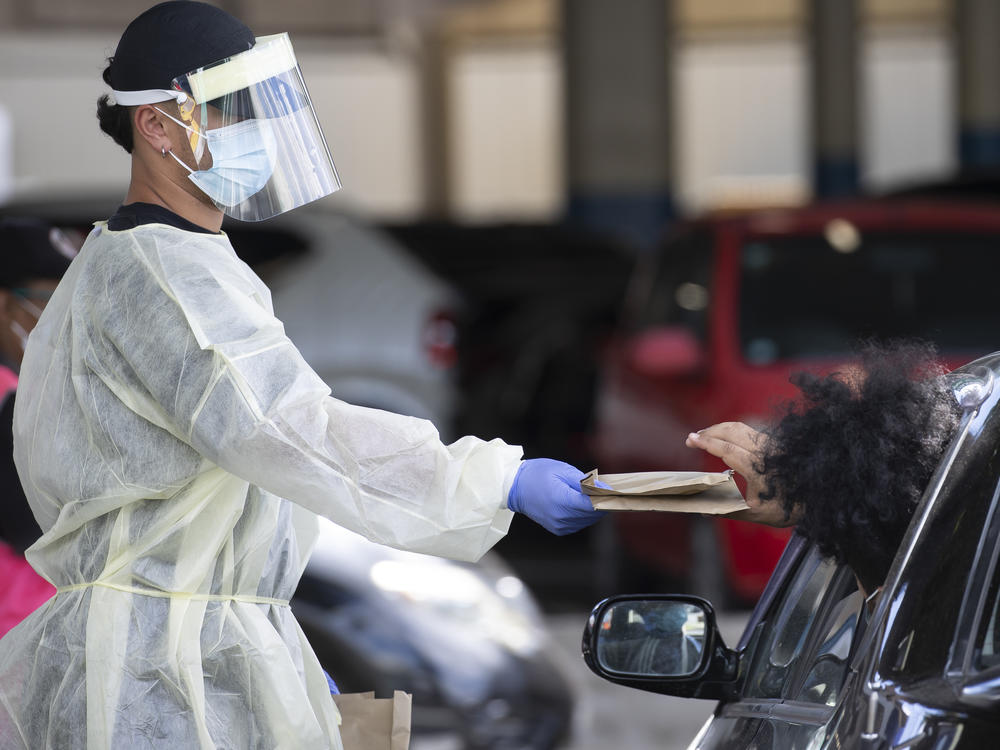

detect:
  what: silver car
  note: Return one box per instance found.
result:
[231,208,461,437]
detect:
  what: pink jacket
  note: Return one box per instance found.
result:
[0,366,54,638]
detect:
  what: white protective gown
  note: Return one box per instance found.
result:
[0,221,522,749]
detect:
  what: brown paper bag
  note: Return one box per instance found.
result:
[332,690,412,750]
[581,469,748,514]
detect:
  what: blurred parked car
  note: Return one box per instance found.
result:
[0,197,574,749]
[295,519,573,750]
[582,351,1000,748]
[236,210,462,437]
[590,197,1000,604]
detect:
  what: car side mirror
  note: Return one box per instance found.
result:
[582,594,740,700]
[625,326,705,378]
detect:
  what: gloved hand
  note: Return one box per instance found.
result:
[323,669,339,695]
[507,458,606,535]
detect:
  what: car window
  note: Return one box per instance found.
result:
[739,231,1000,365]
[976,565,1000,671]
[631,228,712,340]
[792,587,863,706]
[881,435,997,681]
[744,547,858,701]
[973,495,1000,672]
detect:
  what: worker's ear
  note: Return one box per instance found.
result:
[132,104,172,155]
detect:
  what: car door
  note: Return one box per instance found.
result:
[692,540,864,749]
[800,352,1000,750]
[825,391,1000,748]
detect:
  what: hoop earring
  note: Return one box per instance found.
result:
[161,146,167,158]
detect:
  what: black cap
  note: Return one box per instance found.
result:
[108,1,255,93]
[0,219,77,287]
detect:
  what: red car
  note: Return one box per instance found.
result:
[591,196,1000,604]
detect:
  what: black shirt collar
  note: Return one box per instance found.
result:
[107,202,220,235]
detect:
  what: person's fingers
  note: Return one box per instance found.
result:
[692,422,762,451]
[685,422,802,527]
[686,422,771,508]
[554,485,606,535]
[686,429,758,477]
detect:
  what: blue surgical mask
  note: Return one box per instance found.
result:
[158,108,278,208]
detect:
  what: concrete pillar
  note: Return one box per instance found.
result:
[955,0,1000,169]
[0,104,11,205]
[808,0,860,198]
[561,0,673,251]
[417,27,452,218]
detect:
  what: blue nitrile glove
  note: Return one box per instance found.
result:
[323,669,339,695]
[507,458,607,535]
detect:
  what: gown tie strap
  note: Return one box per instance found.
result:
[55,580,290,607]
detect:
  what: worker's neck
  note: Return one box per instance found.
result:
[125,171,224,233]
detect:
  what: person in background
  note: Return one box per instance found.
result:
[0,4,603,748]
[0,218,77,636]
[686,340,962,598]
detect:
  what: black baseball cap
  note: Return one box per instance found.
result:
[0,219,77,287]
[108,1,255,93]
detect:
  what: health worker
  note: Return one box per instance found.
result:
[0,3,604,748]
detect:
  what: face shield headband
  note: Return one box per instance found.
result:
[111,33,341,222]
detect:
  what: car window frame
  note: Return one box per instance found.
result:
[872,402,999,684]
[744,549,838,685]
[959,469,1000,683]
[723,537,865,721]
[743,548,860,700]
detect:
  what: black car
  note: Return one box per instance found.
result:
[581,352,1000,748]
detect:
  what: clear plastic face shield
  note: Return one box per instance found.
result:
[117,34,341,222]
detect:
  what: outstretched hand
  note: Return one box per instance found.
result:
[686,422,797,527]
[507,458,607,535]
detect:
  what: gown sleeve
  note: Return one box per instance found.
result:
[87,229,522,562]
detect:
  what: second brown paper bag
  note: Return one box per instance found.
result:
[332,690,412,750]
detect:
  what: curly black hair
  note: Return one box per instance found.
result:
[96,61,134,153]
[759,340,962,593]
